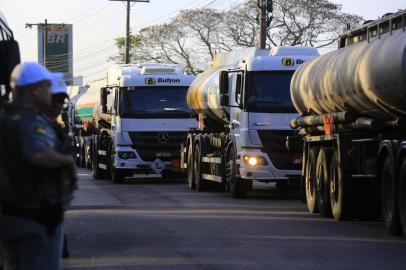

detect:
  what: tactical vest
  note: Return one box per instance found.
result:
[0,104,43,208]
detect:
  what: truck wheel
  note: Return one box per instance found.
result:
[111,168,125,184]
[316,148,333,217]
[329,149,354,221]
[79,137,86,167]
[194,143,207,191]
[110,145,124,184]
[187,142,195,190]
[381,156,402,235]
[398,157,406,237]
[226,147,249,198]
[92,136,107,180]
[305,147,319,213]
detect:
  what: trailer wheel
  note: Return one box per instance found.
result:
[329,149,353,220]
[187,142,195,190]
[226,147,249,198]
[381,156,402,235]
[305,147,319,213]
[194,143,207,191]
[398,157,406,237]
[316,148,333,217]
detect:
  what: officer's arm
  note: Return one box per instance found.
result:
[30,148,74,169]
[22,119,74,169]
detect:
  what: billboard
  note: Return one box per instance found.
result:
[38,24,73,85]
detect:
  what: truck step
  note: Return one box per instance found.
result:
[98,150,107,156]
[351,174,376,179]
[98,163,108,170]
[202,157,222,164]
[351,138,378,143]
[202,174,222,182]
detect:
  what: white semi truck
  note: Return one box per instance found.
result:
[71,63,197,183]
[180,47,319,197]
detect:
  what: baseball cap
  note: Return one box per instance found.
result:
[10,62,62,88]
[51,74,68,95]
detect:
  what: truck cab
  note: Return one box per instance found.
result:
[75,63,198,182]
[182,47,319,197]
[224,47,319,183]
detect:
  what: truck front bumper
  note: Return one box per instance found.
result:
[238,148,301,183]
[113,145,182,174]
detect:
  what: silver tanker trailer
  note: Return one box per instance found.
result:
[289,10,406,236]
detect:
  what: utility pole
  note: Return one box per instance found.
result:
[26,20,65,67]
[257,0,273,49]
[109,0,150,64]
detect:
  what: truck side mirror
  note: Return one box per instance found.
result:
[100,87,108,113]
[219,71,229,95]
[220,94,229,106]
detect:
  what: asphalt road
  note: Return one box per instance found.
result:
[63,168,406,270]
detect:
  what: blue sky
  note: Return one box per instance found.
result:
[1,0,405,81]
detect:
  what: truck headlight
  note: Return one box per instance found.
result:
[118,152,136,159]
[243,155,267,167]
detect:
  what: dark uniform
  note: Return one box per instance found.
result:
[0,103,76,270]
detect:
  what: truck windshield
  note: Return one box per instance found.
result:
[120,87,191,118]
[246,71,296,113]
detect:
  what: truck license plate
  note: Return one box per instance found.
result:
[156,152,171,157]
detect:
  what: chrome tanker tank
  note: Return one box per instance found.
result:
[290,10,406,121]
[187,48,267,125]
[187,66,229,125]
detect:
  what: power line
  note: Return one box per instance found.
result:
[64,0,102,23]
[70,2,114,24]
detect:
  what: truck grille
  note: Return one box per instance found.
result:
[257,130,302,170]
[128,131,187,162]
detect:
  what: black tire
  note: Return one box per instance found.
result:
[305,146,319,213]
[79,137,86,168]
[62,233,70,258]
[111,145,125,184]
[194,143,207,191]
[316,148,333,217]
[226,147,249,198]
[329,149,354,221]
[92,136,107,180]
[187,142,195,190]
[398,156,406,237]
[381,156,402,235]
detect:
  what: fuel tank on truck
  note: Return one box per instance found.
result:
[75,79,105,122]
[187,48,268,125]
[290,10,406,121]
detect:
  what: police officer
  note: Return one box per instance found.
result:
[45,76,73,259]
[0,62,76,270]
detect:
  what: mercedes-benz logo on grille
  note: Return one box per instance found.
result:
[157,132,170,144]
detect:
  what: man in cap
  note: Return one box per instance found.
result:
[45,76,75,259]
[0,62,76,270]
